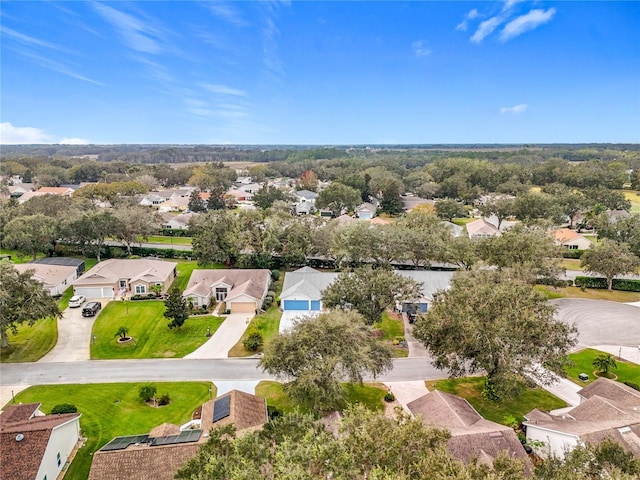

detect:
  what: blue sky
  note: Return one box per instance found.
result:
[1,1,638,145]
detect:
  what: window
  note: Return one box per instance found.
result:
[215,287,227,301]
[57,452,61,467]
[119,280,127,288]
[135,284,146,294]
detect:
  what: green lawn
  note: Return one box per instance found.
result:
[0,317,57,363]
[566,348,640,386]
[228,305,281,357]
[557,258,584,271]
[535,285,640,302]
[171,259,224,291]
[0,248,42,263]
[57,286,74,310]
[622,190,640,214]
[426,376,566,424]
[255,381,387,415]
[7,382,213,480]
[452,217,475,226]
[143,235,193,246]
[229,272,282,357]
[91,300,224,359]
[375,311,409,358]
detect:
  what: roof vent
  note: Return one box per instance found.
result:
[15,433,24,442]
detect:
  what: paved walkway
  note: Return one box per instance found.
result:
[184,313,253,359]
[39,299,110,363]
[529,364,582,407]
[592,345,640,364]
[384,380,429,412]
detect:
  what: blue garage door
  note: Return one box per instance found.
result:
[418,303,428,313]
[310,301,321,311]
[283,300,310,311]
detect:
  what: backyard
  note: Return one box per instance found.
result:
[255,380,388,415]
[7,382,213,480]
[426,376,566,424]
[90,300,224,359]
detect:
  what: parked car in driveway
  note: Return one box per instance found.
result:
[82,302,102,317]
[68,295,87,308]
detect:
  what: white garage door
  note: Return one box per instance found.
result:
[75,287,113,298]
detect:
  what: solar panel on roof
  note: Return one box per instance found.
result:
[212,395,231,423]
[150,430,202,446]
[100,434,149,451]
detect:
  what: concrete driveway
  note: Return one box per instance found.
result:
[551,298,640,347]
[184,313,253,359]
[279,310,319,333]
[39,298,110,363]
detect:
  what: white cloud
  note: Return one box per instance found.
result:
[93,3,163,54]
[0,122,88,144]
[456,9,480,32]
[1,26,67,51]
[500,104,528,115]
[470,16,504,43]
[412,40,432,58]
[502,0,526,12]
[500,8,556,42]
[201,83,248,97]
[205,2,247,26]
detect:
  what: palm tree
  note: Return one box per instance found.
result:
[115,326,129,340]
[592,353,617,376]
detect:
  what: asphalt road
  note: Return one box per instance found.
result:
[551,298,640,347]
[0,357,447,387]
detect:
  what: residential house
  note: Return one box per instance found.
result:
[237,183,262,194]
[441,221,464,237]
[31,257,85,277]
[161,212,196,230]
[524,378,640,459]
[17,186,75,204]
[551,228,593,250]
[395,270,454,314]
[1,402,82,480]
[72,258,177,298]
[183,269,271,313]
[280,267,453,318]
[408,391,531,471]
[13,263,78,296]
[226,188,253,202]
[88,390,267,480]
[355,202,377,220]
[295,190,318,215]
[466,218,501,239]
[401,195,434,212]
[7,183,35,198]
[235,176,253,185]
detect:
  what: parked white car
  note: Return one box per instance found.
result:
[68,295,87,308]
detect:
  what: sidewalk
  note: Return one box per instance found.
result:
[529,364,582,407]
[184,313,253,359]
[592,345,640,365]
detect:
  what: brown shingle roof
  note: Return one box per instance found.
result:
[407,390,483,431]
[88,443,199,480]
[149,423,181,438]
[184,269,270,302]
[201,390,267,433]
[1,405,81,480]
[578,377,640,407]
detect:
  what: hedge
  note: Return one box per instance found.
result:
[561,249,585,259]
[575,276,640,292]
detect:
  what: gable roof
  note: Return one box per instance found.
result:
[466,218,500,237]
[280,267,339,300]
[12,263,77,289]
[88,443,199,480]
[1,404,81,480]
[408,391,530,469]
[201,390,268,432]
[524,379,640,455]
[74,259,177,287]
[184,269,270,301]
[296,189,318,200]
[356,202,377,214]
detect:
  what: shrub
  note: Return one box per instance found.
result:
[575,276,640,292]
[537,277,573,287]
[51,403,77,414]
[384,392,395,402]
[270,270,280,281]
[158,393,171,406]
[612,278,640,292]
[624,381,640,392]
[267,405,281,419]
[243,331,263,352]
[562,249,585,259]
[267,290,276,299]
[575,276,608,289]
[139,384,157,403]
